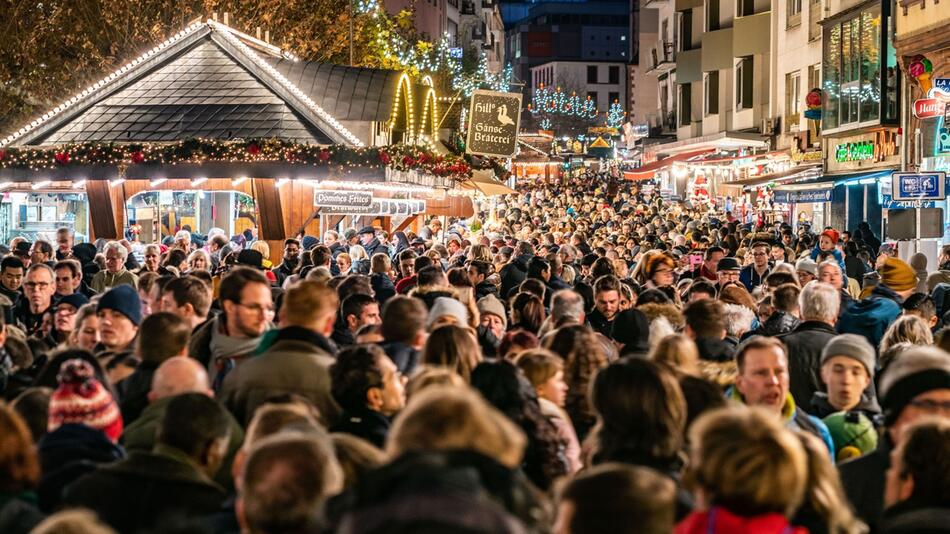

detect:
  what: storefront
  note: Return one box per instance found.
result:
[0,190,89,244]
[126,190,257,244]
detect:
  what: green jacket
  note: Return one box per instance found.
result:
[120,395,244,491]
[90,269,138,292]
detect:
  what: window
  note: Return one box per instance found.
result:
[588,91,599,104]
[679,84,692,127]
[821,4,886,129]
[609,66,620,84]
[738,0,754,17]
[707,0,720,31]
[785,71,801,130]
[808,0,821,41]
[787,0,802,27]
[679,10,693,51]
[609,91,620,105]
[705,72,719,115]
[808,64,820,92]
[736,57,754,110]
[587,65,598,83]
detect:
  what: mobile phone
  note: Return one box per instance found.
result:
[688,254,703,267]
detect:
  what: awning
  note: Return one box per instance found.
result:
[729,164,822,189]
[623,149,713,180]
[459,169,517,196]
[772,168,896,192]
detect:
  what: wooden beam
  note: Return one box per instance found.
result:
[393,214,419,234]
[253,178,286,240]
[86,180,120,239]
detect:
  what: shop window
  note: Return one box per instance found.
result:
[1,192,89,244]
[822,4,892,131]
[705,72,719,115]
[126,191,258,244]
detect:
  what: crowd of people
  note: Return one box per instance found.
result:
[0,171,949,534]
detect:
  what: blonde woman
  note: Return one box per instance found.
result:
[649,334,701,378]
[187,249,211,273]
[336,252,353,275]
[249,240,273,268]
[792,432,868,534]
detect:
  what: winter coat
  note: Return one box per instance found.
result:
[370,273,396,305]
[332,450,544,534]
[587,308,615,338]
[727,388,835,456]
[881,500,950,534]
[115,360,159,425]
[499,254,531,298]
[62,447,225,534]
[379,340,420,375]
[330,407,391,449]
[676,507,808,534]
[837,285,903,349]
[779,320,838,407]
[90,268,138,293]
[37,423,124,512]
[840,439,891,531]
[361,238,389,260]
[121,395,244,491]
[926,269,950,293]
[750,310,800,338]
[474,280,499,301]
[810,390,881,420]
[0,491,44,534]
[219,326,340,427]
[739,264,771,291]
[272,259,297,287]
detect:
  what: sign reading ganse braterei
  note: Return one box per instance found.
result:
[466,89,523,158]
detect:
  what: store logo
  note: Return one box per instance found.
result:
[835,141,875,162]
[914,98,945,119]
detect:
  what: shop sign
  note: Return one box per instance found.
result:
[913,98,948,119]
[835,141,876,162]
[881,194,938,210]
[891,172,946,201]
[773,189,832,204]
[320,198,426,216]
[313,190,372,207]
[466,89,522,158]
[935,78,950,94]
[791,149,823,163]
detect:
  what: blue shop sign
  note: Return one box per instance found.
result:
[773,189,832,204]
[935,78,950,94]
[892,172,946,201]
[881,194,939,210]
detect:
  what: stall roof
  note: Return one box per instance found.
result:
[623,149,713,180]
[0,19,401,148]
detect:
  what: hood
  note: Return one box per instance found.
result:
[757,311,801,336]
[698,359,738,388]
[695,337,735,362]
[408,285,461,307]
[637,302,684,328]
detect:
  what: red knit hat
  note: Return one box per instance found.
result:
[48,359,123,442]
[821,229,840,244]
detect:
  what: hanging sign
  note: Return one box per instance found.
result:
[313,190,372,207]
[891,172,946,201]
[320,198,427,216]
[466,89,523,158]
[773,189,832,204]
[913,98,947,119]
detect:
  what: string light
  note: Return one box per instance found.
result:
[388,73,415,142]
[30,180,51,190]
[149,178,168,186]
[529,84,599,120]
[232,176,248,186]
[109,178,126,188]
[297,178,434,194]
[190,177,208,186]
[606,101,627,128]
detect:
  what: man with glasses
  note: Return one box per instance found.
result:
[220,280,340,427]
[739,241,772,291]
[189,267,273,391]
[840,346,950,531]
[16,264,56,336]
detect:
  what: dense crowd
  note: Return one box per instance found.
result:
[0,172,949,534]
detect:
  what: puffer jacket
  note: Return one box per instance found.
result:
[837,285,903,349]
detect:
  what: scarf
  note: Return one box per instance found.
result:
[208,314,263,390]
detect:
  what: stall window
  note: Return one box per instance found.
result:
[1,193,89,244]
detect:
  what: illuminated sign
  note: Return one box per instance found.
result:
[835,141,875,162]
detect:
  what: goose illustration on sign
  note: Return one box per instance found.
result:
[466,89,523,158]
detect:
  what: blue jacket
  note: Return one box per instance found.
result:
[837,285,903,349]
[739,264,771,291]
[811,245,848,279]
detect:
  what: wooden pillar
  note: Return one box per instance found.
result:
[86,180,121,239]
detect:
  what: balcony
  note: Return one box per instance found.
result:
[646,41,676,75]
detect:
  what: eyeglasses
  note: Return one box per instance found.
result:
[909,399,950,412]
[24,282,51,290]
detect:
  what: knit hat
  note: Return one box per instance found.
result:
[477,294,507,330]
[611,308,650,354]
[879,346,950,426]
[821,334,875,378]
[879,257,918,292]
[795,258,818,277]
[823,411,878,462]
[427,297,469,330]
[343,229,358,241]
[97,285,143,326]
[48,359,123,442]
[301,235,319,250]
[57,293,90,311]
[821,229,840,244]
[237,249,264,270]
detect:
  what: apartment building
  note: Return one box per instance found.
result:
[637,0,677,134]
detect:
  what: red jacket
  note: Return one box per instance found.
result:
[676,507,808,534]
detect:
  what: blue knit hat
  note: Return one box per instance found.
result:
[301,235,319,250]
[97,285,142,326]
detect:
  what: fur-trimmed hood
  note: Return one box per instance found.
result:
[637,302,684,328]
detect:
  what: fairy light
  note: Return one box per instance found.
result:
[297,178,434,194]
[418,87,438,138]
[149,178,168,186]
[190,177,208,186]
[0,21,204,148]
[208,20,364,146]
[30,180,51,190]
[388,72,415,142]
[232,176,248,186]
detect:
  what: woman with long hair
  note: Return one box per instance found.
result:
[650,334,701,378]
[544,324,609,441]
[791,432,868,534]
[421,325,482,382]
[470,360,569,490]
[0,404,44,533]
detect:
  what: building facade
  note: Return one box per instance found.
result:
[530,60,628,112]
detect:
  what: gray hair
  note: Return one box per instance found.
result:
[550,289,585,324]
[103,241,128,260]
[144,244,161,256]
[818,260,843,276]
[798,281,840,322]
[723,303,755,338]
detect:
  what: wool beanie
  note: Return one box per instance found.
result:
[427,297,469,330]
[48,359,123,442]
[821,334,876,378]
[821,229,840,244]
[878,346,950,426]
[477,294,508,330]
[795,258,818,277]
[611,308,650,354]
[879,257,918,293]
[97,284,142,326]
[823,411,878,462]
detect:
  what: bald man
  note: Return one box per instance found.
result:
[121,357,245,490]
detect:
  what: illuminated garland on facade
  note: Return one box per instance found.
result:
[528,84,599,119]
[606,102,627,129]
[0,139,473,180]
